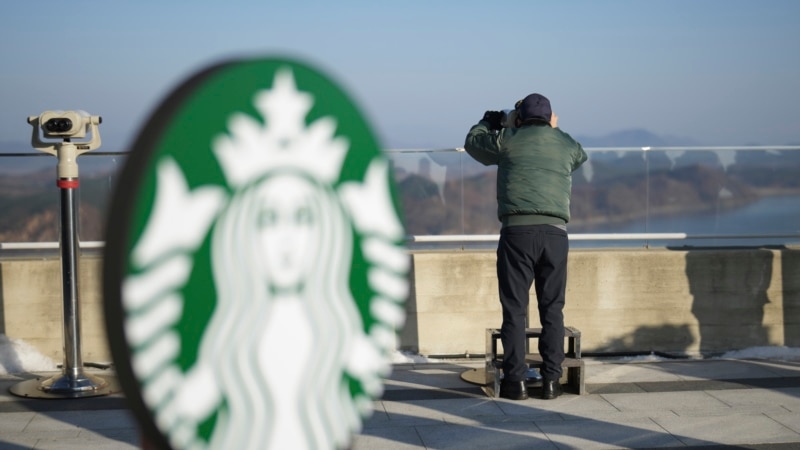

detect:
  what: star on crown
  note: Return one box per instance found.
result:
[213,68,349,188]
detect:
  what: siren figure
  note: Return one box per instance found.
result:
[169,172,362,449]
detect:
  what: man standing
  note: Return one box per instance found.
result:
[464,93,587,400]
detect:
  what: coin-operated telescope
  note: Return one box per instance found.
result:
[28,110,102,179]
[10,111,116,399]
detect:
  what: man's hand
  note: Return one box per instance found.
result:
[482,111,503,131]
[550,112,559,128]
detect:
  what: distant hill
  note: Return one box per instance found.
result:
[574,129,704,148]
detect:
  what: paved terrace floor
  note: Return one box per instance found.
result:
[2,357,800,449]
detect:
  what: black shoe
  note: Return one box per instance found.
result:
[541,379,563,400]
[499,379,528,400]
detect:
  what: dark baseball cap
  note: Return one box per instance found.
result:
[517,93,552,123]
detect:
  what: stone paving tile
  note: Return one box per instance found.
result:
[0,435,39,450]
[77,427,141,442]
[656,360,788,381]
[381,386,483,401]
[750,360,800,377]
[670,403,791,417]
[24,410,136,433]
[558,409,680,422]
[414,421,557,449]
[636,379,759,392]
[783,404,800,413]
[766,411,800,434]
[534,416,685,449]
[352,426,425,449]
[366,401,391,423]
[652,413,800,446]
[495,394,620,416]
[363,413,444,429]
[15,428,82,440]
[381,397,506,423]
[364,401,446,429]
[584,361,686,384]
[600,390,733,413]
[24,437,139,450]
[707,387,800,410]
[384,367,469,390]
[0,411,34,434]
[586,382,649,394]
[444,410,560,424]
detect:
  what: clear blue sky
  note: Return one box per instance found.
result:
[1,0,799,151]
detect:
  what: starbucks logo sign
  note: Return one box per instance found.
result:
[104,58,409,450]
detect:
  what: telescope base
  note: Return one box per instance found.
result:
[9,372,120,399]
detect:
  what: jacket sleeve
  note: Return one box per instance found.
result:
[558,129,588,171]
[464,121,500,166]
[572,142,588,171]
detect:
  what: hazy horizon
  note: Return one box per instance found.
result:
[2,1,799,152]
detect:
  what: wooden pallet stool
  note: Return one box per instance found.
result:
[484,326,585,397]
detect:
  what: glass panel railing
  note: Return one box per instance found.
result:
[0,153,59,243]
[1,146,799,249]
[390,149,499,236]
[570,147,800,247]
[392,146,800,248]
[570,148,649,234]
[0,152,127,244]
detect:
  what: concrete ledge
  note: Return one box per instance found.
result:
[0,255,109,363]
[400,246,800,357]
[2,246,799,362]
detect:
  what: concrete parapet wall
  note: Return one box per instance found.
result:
[1,247,799,362]
[0,255,109,363]
[401,246,800,357]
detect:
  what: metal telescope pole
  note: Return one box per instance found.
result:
[37,155,108,395]
[60,178,82,383]
[10,113,116,399]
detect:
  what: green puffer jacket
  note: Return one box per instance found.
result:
[464,120,588,225]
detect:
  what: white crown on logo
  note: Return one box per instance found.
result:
[213,68,349,188]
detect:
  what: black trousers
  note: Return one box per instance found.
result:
[496,225,568,382]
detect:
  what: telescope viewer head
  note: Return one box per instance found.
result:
[28,110,102,140]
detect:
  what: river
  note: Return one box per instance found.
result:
[572,194,800,248]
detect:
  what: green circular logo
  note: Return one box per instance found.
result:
[104,58,409,449]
